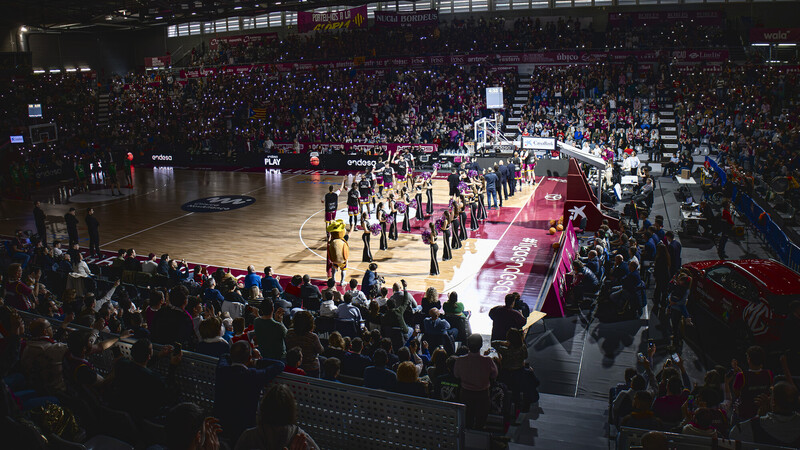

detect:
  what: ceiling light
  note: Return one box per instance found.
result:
[80,67,91,72]
[49,69,61,73]
[155,16,163,20]
[33,69,45,74]
[20,26,28,32]
[234,6,242,10]
[66,68,77,72]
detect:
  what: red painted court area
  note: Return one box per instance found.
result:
[455,177,567,334]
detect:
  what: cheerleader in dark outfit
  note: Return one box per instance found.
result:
[450,205,462,250]
[428,222,440,276]
[401,187,412,232]
[414,179,424,221]
[441,211,453,261]
[457,195,469,240]
[425,168,437,215]
[388,193,398,241]
[361,213,373,262]
[378,202,388,250]
[346,182,360,230]
[477,176,488,220]
[468,189,480,231]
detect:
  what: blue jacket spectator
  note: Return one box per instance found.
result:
[261,266,282,293]
[341,338,372,378]
[244,266,262,291]
[364,349,398,391]
[423,308,459,340]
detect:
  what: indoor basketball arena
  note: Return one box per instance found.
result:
[1,1,800,449]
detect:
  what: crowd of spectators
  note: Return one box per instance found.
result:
[105,65,516,154]
[189,17,729,68]
[608,344,800,447]
[192,17,593,67]
[0,234,546,447]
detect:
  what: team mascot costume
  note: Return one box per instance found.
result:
[327,219,350,284]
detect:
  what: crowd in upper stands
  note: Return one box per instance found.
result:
[189,17,729,67]
[105,65,516,151]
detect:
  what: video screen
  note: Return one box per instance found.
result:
[28,104,42,118]
[10,135,23,143]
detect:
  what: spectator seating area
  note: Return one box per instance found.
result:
[0,237,543,448]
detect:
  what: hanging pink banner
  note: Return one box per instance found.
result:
[297,6,368,33]
[145,55,171,69]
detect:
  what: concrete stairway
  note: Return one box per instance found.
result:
[505,393,610,449]
[504,77,531,140]
[97,93,110,126]
[658,102,678,163]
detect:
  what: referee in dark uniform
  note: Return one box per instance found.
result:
[33,201,47,246]
[85,208,100,257]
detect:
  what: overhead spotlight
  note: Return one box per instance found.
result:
[20,26,28,32]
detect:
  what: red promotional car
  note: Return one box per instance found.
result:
[683,259,800,347]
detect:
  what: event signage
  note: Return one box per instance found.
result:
[209,33,279,49]
[144,55,171,69]
[181,195,256,213]
[546,221,578,316]
[749,28,800,43]
[608,10,723,26]
[268,141,438,154]
[151,154,173,161]
[297,6,367,33]
[522,137,556,151]
[177,49,728,79]
[374,10,439,27]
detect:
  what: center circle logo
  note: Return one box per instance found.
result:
[181,195,256,213]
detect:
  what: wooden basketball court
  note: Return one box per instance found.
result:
[2,167,564,333]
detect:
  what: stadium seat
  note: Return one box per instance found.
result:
[334,319,359,339]
[315,316,336,337]
[423,332,455,355]
[97,405,139,445]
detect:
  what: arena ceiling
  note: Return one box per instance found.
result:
[1,0,379,30]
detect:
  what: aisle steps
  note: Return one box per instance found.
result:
[505,393,609,449]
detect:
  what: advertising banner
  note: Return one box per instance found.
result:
[145,55,171,69]
[545,221,578,316]
[749,28,800,43]
[297,6,367,33]
[608,10,723,26]
[176,49,729,80]
[374,9,439,27]
[209,33,278,49]
[522,137,556,151]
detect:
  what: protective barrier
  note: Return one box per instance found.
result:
[618,427,796,450]
[17,311,465,449]
[706,156,800,274]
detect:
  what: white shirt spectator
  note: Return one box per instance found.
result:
[142,259,158,275]
[72,261,92,278]
[346,289,369,308]
[319,300,337,318]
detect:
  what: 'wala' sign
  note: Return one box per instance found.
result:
[749,28,800,43]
